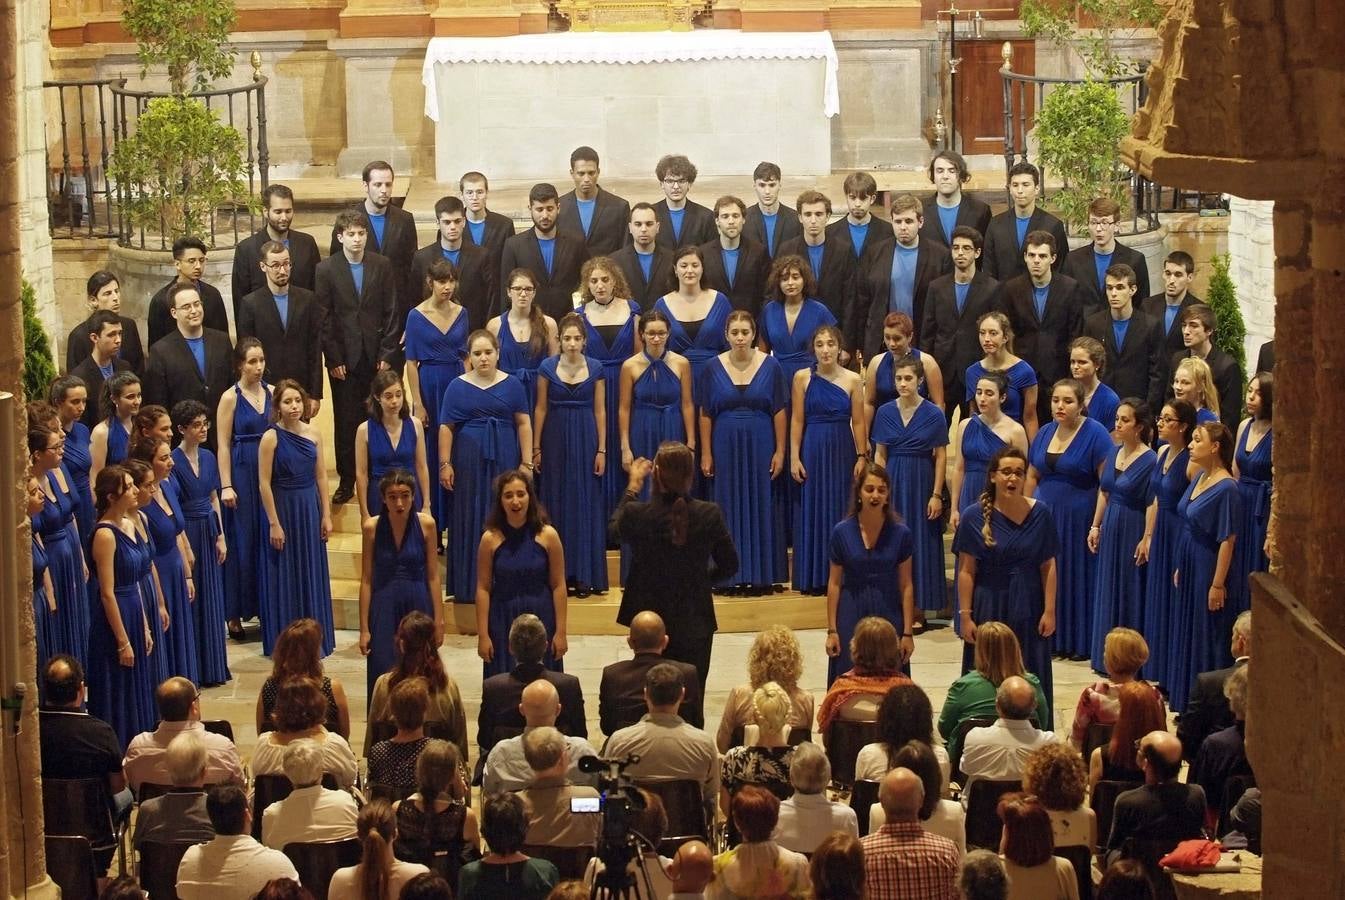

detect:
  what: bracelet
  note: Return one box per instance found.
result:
[959,609,972,616]
[439,462,451,469]
[1090,525,1100,531]
[597,450,606,455]
[118,641,131,652]
[826,629,837,635]
[1212,584,1226,591]
[903,633,914,638]
[221,484,234,491]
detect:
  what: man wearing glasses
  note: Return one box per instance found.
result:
[148,236,231,346]
[237,241,324,416]
[122,675,244,794]
[144,282,236,451]
[1062,197,1152,317]
[652,154,716,250]
[231,184,321,323]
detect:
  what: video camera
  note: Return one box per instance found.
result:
[574,754,657,899]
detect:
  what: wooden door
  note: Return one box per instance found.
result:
[954,39,1035,155]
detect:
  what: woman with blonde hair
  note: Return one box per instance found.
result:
[720,682,796,814]
[328,800,429,900]
[1172,357,1220,424]
[1070,627,1166,751]
[938,621,1050,762]
[718,625,814,751]
[817,617,913,734]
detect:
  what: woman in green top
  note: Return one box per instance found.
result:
[937,620,1051,763]
[456,792,558,900]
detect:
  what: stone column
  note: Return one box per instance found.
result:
[327,38,432,177]
[1226,197,1275,368]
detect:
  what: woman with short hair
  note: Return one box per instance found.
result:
[1070,627,1166,751]
[458,792,559,900]
[251,677,358,789]
[708,786,809,900]
[998,794,1080,900]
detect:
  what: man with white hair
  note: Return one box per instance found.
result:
[131,731,216,849]
[519,727,601,847]
[260,739,358,850]
[772,741,858,853]
[1192,665,1252,827]
[957,850,1010,900]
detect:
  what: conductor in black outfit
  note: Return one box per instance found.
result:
[610,442,738,693]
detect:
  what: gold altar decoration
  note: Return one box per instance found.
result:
[552,0,710,32]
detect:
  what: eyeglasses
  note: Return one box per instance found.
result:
[1088,218,1117,226]
[263,260,292,270]
[1155,415,1175,424]
[175,300,204,311]
[662,178,689,187]
[996,469,1026,479]
[509,285,537,294]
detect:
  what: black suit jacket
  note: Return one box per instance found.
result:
[1139,292,1202,364]
[316,251,400,372]
[499,230,591,320]
[231,228,320,321]
[698,238,770,315]
[1106,782,1207,852]
[653,199,717,250]
[598,651,704,734]
[611,245,675,311]
[143,328,234,449]
[1000,273,1087,394]
[1177,658,1247,761]
[854,238,952,359]
[777,234,855,342]
[1062,242,1152,317]
[410,241,494,332]
[558,187,631,257]
[330,205,419,349]
[921,271,1002,397]
[826,216,894,261]
[982,208,1070,281]
[463,210,517,286]
[236,285,324,399]
[1168,347,1243,425]
[147,280,230,347]
[1255,340,1273,375]
[1082,307,1165,409]
[920,195,993,249]
[66,315,144,377]
[70,356,130,430]
[745,204,802,258]
[477,663,588,758]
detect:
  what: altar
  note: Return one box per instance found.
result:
[421,30,839,182]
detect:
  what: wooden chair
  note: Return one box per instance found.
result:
[726,724,813,749]
[139,840,198,900]
[823,719,879,788]
[636,779,709,856]
[849,780,881,837]
[201,719,235,742]
[963,778,1022,850]
[43,777,127,875]
[522,844,594,880]
[282,839,363,900]
[1054,844,1094,900]
[1090,779,1143,850]
[45,835,98,900]
[251,774,294,839]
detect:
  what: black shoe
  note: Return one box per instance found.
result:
[332,484,354,505]
[227,623,246,641]
[575,585,591,599]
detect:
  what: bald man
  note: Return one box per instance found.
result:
[598,611,703,734]
[960,675,1056,792]
[861,767,960,900]
[481,680,599,793]
[124,675,245,792]
[1105,730,1207,863]
[668,839,714,899]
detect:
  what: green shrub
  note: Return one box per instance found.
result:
[21,278,57,404]
[1205,253,1247,394]
[1036,80,1132,233]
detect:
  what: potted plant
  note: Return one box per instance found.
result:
[21,279,57,403]
[1205,253,1248,391]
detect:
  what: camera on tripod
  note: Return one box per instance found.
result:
[574,753,659,899]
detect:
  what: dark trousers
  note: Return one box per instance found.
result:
[665,627,713,695]
[330,355,374,487]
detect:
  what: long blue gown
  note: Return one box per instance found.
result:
[134,511,171,690]
[628,353,686,497]
[1089,446,1158,671]
[104,416,131,465]
[31,532,54,666]
[954,501,1060,726]
[655,294,732,384]
[63,422,95,549]
[582,300,641,520]
[965,360,1037,426]
[486,523,559,678]
[36,470,89,667]
[699,356,788,587]
[405,306,468,533]
[365,418,421,516]
[1232,423,1271,615]
[1141,446,1190,694]
[794,374,855,593]
[871,399,950,612]
[440,375,528,604]
[223,385,270,623]
[497,315,548,414]
[367,512,433,699]
[958,417,1007,512]
[1168,475,1242,711]
[1086,382,1121,433]
[872,347,932,409]
[260,427,335,656]
[172,447,231,685]
[827,517,914,686]
[144,479,200,685]
[1029,418,1113,656]
[537,356,608,591]
[87,522,157,749]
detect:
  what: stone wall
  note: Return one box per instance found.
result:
[18,0,56,350]
[1227,196,1275,370]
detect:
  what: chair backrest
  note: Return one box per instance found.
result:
[282,839,363,900]
[1054,844,1094,900]
[1084,723,1114,760]
[139,840,197,900]
[45,835,98,900]
[137,782,173,804]
[1218,772,1257,837]
[1090,780,1143,849]
[369,782,416,804]
[950,717,998,786]
[1122,837,1180,900]
[43,778,116,849]
[824,719,880,787]
[635,778,708,856]
[251,774,295,839]
[368,720,396,745]
[850,780,881,837]
[964,779,1022,850]
[201,719,235,742]
[522,844,594,880]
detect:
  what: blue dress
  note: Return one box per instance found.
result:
[260,428,335,657]
[172,448,231,686]
[486,523,558,677]
[31,532,54,666]
[794,374,855,593]
[440,375,528,605]
[954,501,1060,726]
[497,315,548,414]
[367,512,433,699]
[1029,418,1113,656]
[1168,475,1242,711]
[827,517,914,686]
[104,416,131,465]
[1141,447,1190,692]
[582,300,641,520]
[655,294,732,387]
[35,470,89,668]
[405,306,468,532]
[965,360,1037,426]
[871,399,950,612]
[87,521,157,749]
[144,478,200,685]
[1232,422,1271,614]
[1086,383,1121,433]
[537,356,608,591]
[958,416,1008,512]
[365,418,421,517]
[698,356,788,587]
[872,347,932,409]
[223,385,270,622]
[1089,446,1157,671]
[628,353,686,497]
[63,422,95,548]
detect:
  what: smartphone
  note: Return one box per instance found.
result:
[570,796,601,813]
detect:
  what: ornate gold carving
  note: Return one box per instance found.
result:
[552,0,708,32]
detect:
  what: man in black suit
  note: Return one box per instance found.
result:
[1104,731,1207,866]
[744,161,801,259]
[236,241,324,413]
[1000,230,1087,426]
[460,171,517,290]
[143,283,234,451]
[69,310,131,430]
[853,193,951,360]
[698,196,770,316]
[66,270,145,376]
[319,210,400,503]
[1139,250,1202,369]
[1168,303,1242,424]
[1082,263,1165,409]
[1061,197,1151,316]
[499,182,590,319]
[231,184,320,323]
[982,161,1069,281]
[1178,610,1251,760]
[920,149,992,250]
[557,146,630,257]
[827,171,895,262]
[652,154,716,250]
[598,611,703,735]
[1255,339,1273,375]
[410,196,494,330]
[611,202,674,311]
[921,225,1001,418]
[147,236,230,346]
[778,190,853,338]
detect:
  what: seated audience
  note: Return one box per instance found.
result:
[457,792,560,900]
[102,876,149,900]
[252,880,315,900]
[1104,732,1206,865]
[808,832,865,900]
[124,675,244,793]
[132,731,215,849]
[177,783,300,900]
[818,617,914,734]
[546,882,589,900]
[773,741,858,854]
[399,873,454,900]
[599,611,703,735]
[38,655,132,823]
[260,739,359,850]
[856,682,950,791]
[667,840,715,900]
[368,677,432,790]
[394,740,481,882]
[482,680,598,794]
[957,850,1010,900]
[1224,787,1261,847]
[717,625,814,751]
[256,618,351,739]
[1095,859,1155,900]
[1191,665,1251,830]
[997,794,1079,900]
[1088,682,1168,791]
[1070,628,1166,751]
[1177,610,1250,761]
[328,800,429,900]
[519,727,601,847]
[708,786,809,900]
[1023,741,1096,850]
[939,622,1051,762]
[960,676,1056,792]
[860,767,960,900]
[869,740,966,855]
[582,788,673,899]
[252,677,358,789]
[366,611,468,761]
[720,682,796,813]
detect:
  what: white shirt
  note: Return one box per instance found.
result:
[870,799,967,856]
[482,731,598,795]
[176,834,299,900]
[251,730,358,790]
[854,742,952,795]
[960,718,1056,792]
[328,859,430,900]
[773,791,858,854]
[261,785,359,850]
[123,720,245,790]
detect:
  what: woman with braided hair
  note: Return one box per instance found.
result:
[953,445,1059,724]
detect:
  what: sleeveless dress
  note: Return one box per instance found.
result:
[62,421,95,549]
[260,427,335,657]
[958,416,1008,512]
[1085,382,1121,433]
[365,418,421,517]
[1141,446,1191,693]
[827,517,915,685]
[1089,446,1158,671]
[871,399,950,612]
[582,300,640,520]
[144,478,200,685]
[872,347,932,408]
[104,416,131,465]
[655,293,732,385]
[404,306,468,533]
[87,521,157,749]
[486,523,559,677]
[965,359,1037,426]
[366,513,434,699]
[172,447,231,685]
[497,314,548,415]
[395,800,471,884]
[223,385,271,622]
[794,374,855,593]
[537,356,608,591]
[628,353,686,498]
[31,532,54,665]
[1233,422,1271,614]
[133,511,171,689]
[36,470,89,667]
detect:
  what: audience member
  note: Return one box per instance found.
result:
[960,677,1056,791]
[1191,665,1251,829]
[1095,860,1155,900]
[457,792,560,900]
[124,675,244,793]
[177,783,300,900]
[252,677,358,789]
[861,767,960,900]
[957,850,1010,900]
[101,876,149,900]
[366,611,468,761]
[808,832,865,900]
[398,873,453,900]
[1178,610,1250,760]
[599,610,703,735]
[581,788,673,900]
[393,740,481,884]
[519,727,601,847]
[719,681,796,812]
[869,741,966,856]
[368,677,432,790]
[1088,682,1168,791]
[667,839,715,900]
[1224,787,1261,847]
[708,786,809,900]
[38,655,132,822]
[257,618,352,739]
[328,800,430,900]
[1104,732,1206,865]
[938,623,1050,763]
[545,882,589,900]
[717,625,813,751]
[856,682,950,791]
[260,738,359,850]
[817,617,914,733]
[1070,627,1166,751]
[997,794,1079,900]
[773,741,858,854]
[1023,742,1096,850]
[482,680,598,794]
[131,730,215,849]
[253,880,316,900]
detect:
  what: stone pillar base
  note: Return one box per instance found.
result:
[109,243,239,335]
[328,39,433,178]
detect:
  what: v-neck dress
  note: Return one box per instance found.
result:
[366,417,421,517]
[1141,446,1190,692]
[497,314,548,415]
[87,521,158,748]
[793,374,855,593]
[1089,446,1157,671]
[537,355,607,591]
[827,516,914,685]
[965,359,1037,426]
[582,300,640,520]
[366,511,433,699]
[405,305,469,533]
[172,446,231,685]
[143,477,199,685]
[1232,422,1271,614]
[35,469,90,667]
